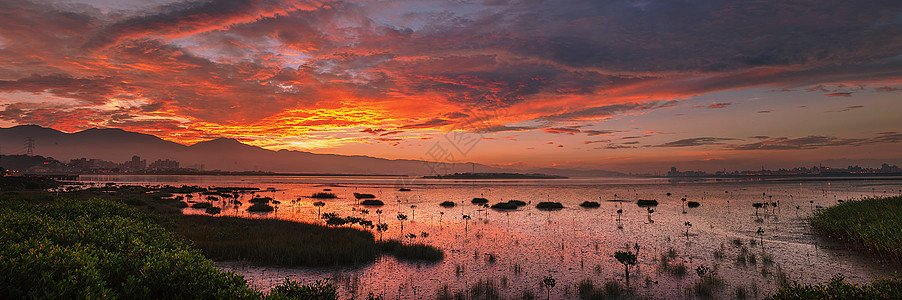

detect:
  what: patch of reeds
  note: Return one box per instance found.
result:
[471,197,489,204]
[809,195,902,261]
[770,273,902,299]
[377,240,443,261]
[439,201,455,207]
[177,215,378,266]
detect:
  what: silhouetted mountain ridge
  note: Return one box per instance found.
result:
[0,125,625,176]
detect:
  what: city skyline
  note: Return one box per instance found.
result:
[1,0,901,172]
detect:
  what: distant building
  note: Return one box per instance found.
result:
[149,159,179,170]
[122,155,146,171]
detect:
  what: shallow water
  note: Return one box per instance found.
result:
[79,175,902,299]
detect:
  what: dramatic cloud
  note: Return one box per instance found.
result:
[728,133,902,151]
[652,137,738,148]
[0,0,900,170]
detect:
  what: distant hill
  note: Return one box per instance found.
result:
[0,125,626,177]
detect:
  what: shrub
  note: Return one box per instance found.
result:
[360,200,384,206]
[311,193,337,199]
[0,197,258,299]
[536,202,564,210]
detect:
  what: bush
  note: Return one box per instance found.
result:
[439,201,455,207]
[579,201,600,208]
[360,200,384,206]
[311,193,337,199]
[266,279,337,300]
[471,197,488,204]
[247,203,274,212]
[769,274,902,299]
[0,197,258,299]
[536,202,564,210]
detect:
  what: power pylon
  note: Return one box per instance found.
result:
[25,137,34,156]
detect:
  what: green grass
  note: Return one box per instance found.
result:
[177,215,379,266]
[809,195,902,261]
[769,274,902,299]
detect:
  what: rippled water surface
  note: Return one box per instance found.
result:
[79,175,902,299]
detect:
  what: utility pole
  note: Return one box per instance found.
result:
[25,137,34,156]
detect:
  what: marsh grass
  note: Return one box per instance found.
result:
[578,279,629,300]
[809,195,902,261]
[376,240,444,261]
[177,215,379,266]
[770,274,902,299]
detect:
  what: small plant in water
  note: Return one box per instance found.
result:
[684,221,692,239]
[462,214,472,232]
[397,213,408,234]
[614,251,638,284]
[542,275,556,300]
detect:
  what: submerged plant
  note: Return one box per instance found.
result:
[614,251,638,284]
[542,275,556,300]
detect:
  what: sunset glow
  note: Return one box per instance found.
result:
[2,0,901,172]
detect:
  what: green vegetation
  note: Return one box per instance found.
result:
[769,274,902,299]
[536,202,564,210]
[266,279,337,300]
[0,195,258,299]
[809,195,902,261]
[311,192,337,199]
[177,215,379,266]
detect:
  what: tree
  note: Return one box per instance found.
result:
[376,223,388,241]
[542,275,556,300]
[313,201,325,217]
[397,213,408,234]
[614,251,638,284]
[684,221,693,239]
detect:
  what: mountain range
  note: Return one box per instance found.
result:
[0,125,624,177]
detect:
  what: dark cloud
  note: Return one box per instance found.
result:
[652,137,738,148]
[398,118,452,129]
[726,133,902,150]
[542,101,678,121]
[825,92,853,97]
[699,103,732,109]
[876,86,902,92]
[826,105,864,113]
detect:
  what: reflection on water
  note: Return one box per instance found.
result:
[79,175,902,299]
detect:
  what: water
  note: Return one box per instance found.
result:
[79,175,902,299]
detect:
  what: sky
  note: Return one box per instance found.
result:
[1,0,901,173]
